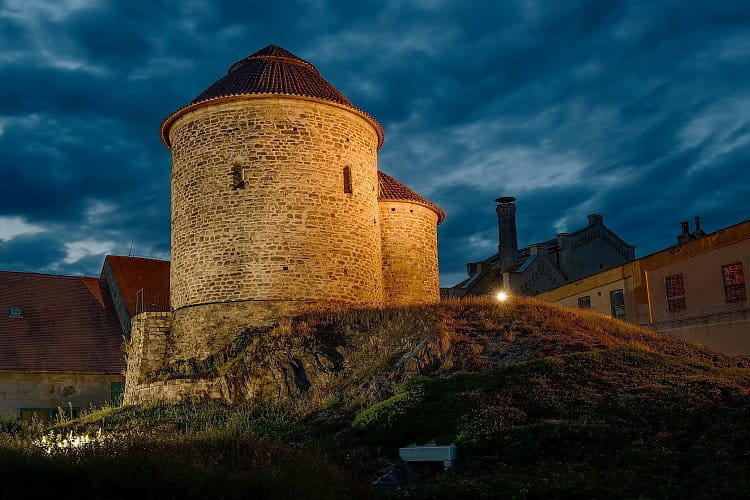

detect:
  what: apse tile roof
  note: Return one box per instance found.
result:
[161,45,384,149]
[378,171,446,223]
[104,256,170,316]
[0,271,124,373]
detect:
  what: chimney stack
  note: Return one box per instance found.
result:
[677,220,692,244]
[587,214,603,226]
[496,196,519,270]
[692,216,706,239]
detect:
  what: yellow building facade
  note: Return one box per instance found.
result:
[538,220,750,355]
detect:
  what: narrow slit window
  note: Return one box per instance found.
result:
[343,166,353,194]
[231,165,245,190]
[722,263,747,303]
[665,273,686,312]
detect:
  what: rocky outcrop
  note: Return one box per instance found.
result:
[131,298,748,407]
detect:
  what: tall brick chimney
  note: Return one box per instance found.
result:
[496,196,519,270]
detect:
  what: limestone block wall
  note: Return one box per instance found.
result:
[166,97,383,360]
[169,97,383,309]
[124,312,171,404]
[379,201,440,305]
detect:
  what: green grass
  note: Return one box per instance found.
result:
[352,348,750,498]
[3,296,749,498]
[56,400,305,440]
[0,429,368,499]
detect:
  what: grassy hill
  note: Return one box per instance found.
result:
[2,297,749,498]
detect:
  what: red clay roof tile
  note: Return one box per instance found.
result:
[378,171,446,224]
[202,45,351,106]
[0,271,124,373]
[104,256,170,316]
[161,45,385,150]
[194,44,353,107]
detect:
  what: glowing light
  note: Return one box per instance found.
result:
[496,291,509,302]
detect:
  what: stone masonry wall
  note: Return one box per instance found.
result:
[125,378,222,405]
[379,201,440,306]
[167,96,383,361]
[169,299,339,361]
[124,312,171,404]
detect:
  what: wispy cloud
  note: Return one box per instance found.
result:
[0,216,45,241]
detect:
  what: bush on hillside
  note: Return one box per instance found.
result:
[353,348,750,498]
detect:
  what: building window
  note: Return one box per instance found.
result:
[111,381,124,406]
[665,273,687,313]
[722,263,747,304]
[578,296,592,309]
[610,289,625,319]
[343,166,353,194]
[8,307,22,318]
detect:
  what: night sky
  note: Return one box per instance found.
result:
[1,1,749,286]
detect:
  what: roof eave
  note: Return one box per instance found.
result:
[378,197,446,224]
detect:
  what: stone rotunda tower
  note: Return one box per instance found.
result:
[159,45,444,361]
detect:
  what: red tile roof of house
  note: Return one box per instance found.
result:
[0,271,124,373]
[378,171,446,224]
[160,45,385,150]
[103,256,170,316]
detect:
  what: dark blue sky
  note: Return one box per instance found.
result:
[1,0,749,286]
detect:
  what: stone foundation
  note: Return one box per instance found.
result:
[124,301,350,404]
[126,378,223,404]
[124,312,171,404]
[169,299,344,361]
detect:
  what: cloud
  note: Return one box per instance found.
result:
[0,0,747,288]
[0,233,67,271]
[0,216,45,241]
[63,238,116,265]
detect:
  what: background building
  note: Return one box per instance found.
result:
[449,197,635,297]
[0,271,124,420]
[538,219,750,355]
[100,255,170,338]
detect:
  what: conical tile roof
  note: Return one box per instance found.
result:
[378,171,446,224]
[161,44,384,149]
[193,45,353,106]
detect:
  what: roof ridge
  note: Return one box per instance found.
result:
[0,269,96,280]
[106,254,170,263]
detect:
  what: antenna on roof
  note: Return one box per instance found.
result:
[128,240,134,257]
